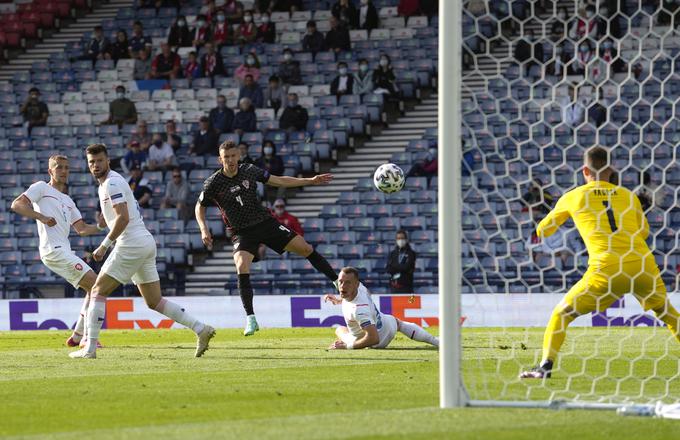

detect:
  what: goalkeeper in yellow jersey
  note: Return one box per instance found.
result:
[520,146,680,379]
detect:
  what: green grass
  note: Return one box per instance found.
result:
[0,327,678,439]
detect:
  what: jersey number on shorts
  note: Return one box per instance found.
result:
[235,195,244,206]
[602,201,618,232]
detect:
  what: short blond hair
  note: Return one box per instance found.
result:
[48,155,68,168]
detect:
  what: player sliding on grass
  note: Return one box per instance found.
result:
[11,155,105,349]
[324,267,439,349]
[195,140,338,336]
[520,146,680,379]
[69,144,215,359]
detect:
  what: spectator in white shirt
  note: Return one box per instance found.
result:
[147,133,178,171]
[560,83,586,128]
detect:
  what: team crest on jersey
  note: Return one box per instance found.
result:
[242,180,250,189]
[75,263,83,271]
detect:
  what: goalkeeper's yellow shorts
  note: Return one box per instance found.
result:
[558,257,668,315]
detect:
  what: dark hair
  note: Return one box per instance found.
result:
[86,143,108,156]
[219,140,238,152]
[359,58,368,64]
[133,20,142,27]
[396,229,408,239]
[338,61,348,68]
[263,140,275,148]
[245,74,254,80]
[307,20,316,28]
[29,87,40,94]
[116,85,126,92]
[585,146,609,175]
[340,266,360,280]
[269,75,280,82]
[94,25,103,32]
[283,48,293,54]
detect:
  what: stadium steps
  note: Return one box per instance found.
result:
[184,96,437,295]
[0,0,134,81]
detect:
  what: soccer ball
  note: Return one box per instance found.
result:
[373,163,405,193]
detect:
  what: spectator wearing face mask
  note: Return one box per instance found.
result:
[257,12,276,44]
[238,74,264,108]
[201,42,226,78]
[331,62,354,97]
[232,97,258,135]
[325,16,351,53]
[278,49,302,86]
[560,83,586,128]
[569,5,598,41]
[332,0,359,29]
[212,10,231,47]
[279,93,308,132]
[105,85,137,127]
[302,20,326,57]
[551,7,569,41]
[601,39,625,73]
[256,140,286,201]
[263,75,288,113]
[235,52,261,83]
[147,133,178,171]
[571,41,594,76]
[20,87,49,135]
[108,30,131,63]
[373,54,399,96]
[184,51,202,79]
[209,95,235,134]
[238,142,255,164]
[386,230,416,293]
[236,11,258,45]
[192,15,212,49]
[546,43,566,78]
[358,0,379,32]
[161,167,190,219]
[223,0,244,22]
[353,58,374,95]
[168,16,192,48]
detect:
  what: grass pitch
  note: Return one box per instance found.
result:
[0,327,678,439]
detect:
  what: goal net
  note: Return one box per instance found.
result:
[455,0,680,410]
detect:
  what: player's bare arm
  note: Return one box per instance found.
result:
[330,324,379,350]
[194,202,213,250]
[93,203,129,261]
[323,294,342,305]
[267,174,333,188]
[10,194,57,226]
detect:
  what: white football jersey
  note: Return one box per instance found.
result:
[23,181,82,255]
[98,170,151,245]
[342,283,387,338]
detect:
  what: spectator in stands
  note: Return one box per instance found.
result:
[121,140,147,175]
[161,167,190,218]
[587,89,607,127]
[398,0,421,17]
[568,5,599,41]
[168,15,193,49]
[108,30,131,64]
[330,62,354,98]
[147,133,178,171]
[104,85,137,127]
[235,52,261,83]
[129,21,150,56]
[20,87,48,135]
[256,12,276,44]
[545,44,566,77]
[407,146,437,180]
[128,165,153,209]
[560,83,586,128]
[236,10,258,45]
[150,43,181,80]
[359,0,379,32]
[522,178,554,223]
[302,20,326,57]
[325,16,351,53]
[162,120,182,152]
[263,75,287,113]
[78,25,110,65]
[386,230,416,293]
[192,15,212,49]
[212,10,231,47]
[201,42,226,78]
[601,38,625,73]
[278,48,302,86]
[353,58,374,95]
[332,0,359,29]
[223,0,245,22]
[257,0,302,12]
[279,93,308,132]
[527,228,570,268]
[373,54,399,97]
[131,120,152,151]
[201,0,221,20]
[256,140,284,176]
[571,41,594,76]
[256,197,303,260]
[638,171,654,213]
[238,74,264,108]
[232,97,258,135]
[238,142,255,164]
[184,51,202,80]
[209,95,235,134]
[134,47,152,80]
[190,116,220,156]
[514,29,543,77]
[551,7,569,41]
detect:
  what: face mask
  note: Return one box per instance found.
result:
[178,20,186,26]
[558,11,566,19]
[198,20,206,27]
[244,15,252,22]
[116,92,125,99]
[396,239,407,248]
[153,140,163,147]
[586,10,594,18]
[246,57,255,64]
[603,41,612,49]
[359,64,368,72]
[379,59,388,67]
[307,28,315,35]
[217,15,225,22]
[31,95,39,100]
[338,68,347,75]
[262,16,270,23]
[288,100,298,107]
[274,208,284,216]
[264,147,273,155]
[580,46,589,53]
[284,53,292,61]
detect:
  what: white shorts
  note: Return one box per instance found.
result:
[100,235,159,286]
[41,248,93,288]
[343,314,398,349]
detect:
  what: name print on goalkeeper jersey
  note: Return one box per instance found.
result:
[199,163,272,233]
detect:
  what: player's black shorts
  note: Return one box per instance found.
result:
[231,217,298,262]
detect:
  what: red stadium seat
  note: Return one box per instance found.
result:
[21,12,40,24]
[1,32,22,48]
[40,12,55,29]
[22,23,38,39]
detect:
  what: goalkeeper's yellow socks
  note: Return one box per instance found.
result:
[540,310,575,365]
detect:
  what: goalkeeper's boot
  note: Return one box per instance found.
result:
[244,315,259,336]
[195,325,216,357]
[519,360,553,379]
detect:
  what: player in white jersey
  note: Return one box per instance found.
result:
[68,144,215,359]
[11,155,106,348]
[323,267,439,350]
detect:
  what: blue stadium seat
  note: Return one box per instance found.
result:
[303,218,324,232]
[305,232,329,244]
[400,216,427,231]
[376,217,400,231]
[360,192,385,205]
[337,192,360,205]
[350,217,375,231]
[316,244,339,259]
[324,218,349,232]
[339,244,363,259]
[357,231,381,244]
[393,204,418,218]
[341,205,367,218]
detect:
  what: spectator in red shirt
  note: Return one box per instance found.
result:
[150,43,181,80]
[398,0,420,17]
[272,199,304,236]
[236,10,258,45]
[212,10,231,46]
[192,15,212,49]
[256,12,276,43]
[406,146,437,181]
[184,51,201,80]
[200,42,226,78]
